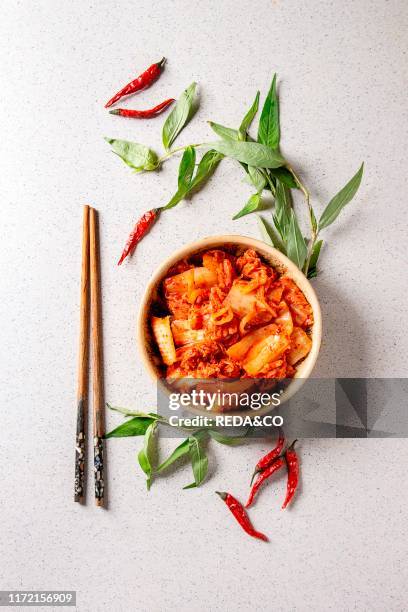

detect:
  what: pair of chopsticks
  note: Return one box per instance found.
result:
[74,205,105,506]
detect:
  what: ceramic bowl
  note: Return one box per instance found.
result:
[137,235,322,410]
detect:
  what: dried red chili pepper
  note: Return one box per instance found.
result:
[250,430,285,484]
[105,58,166,108]
[216,491,268,542]
[117,208,161,265]
[282,440,299,509]
[109,98,175,119]
[245,456,285,508]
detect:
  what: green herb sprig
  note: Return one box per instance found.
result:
[105,74,364,278]
[104,404,250,490]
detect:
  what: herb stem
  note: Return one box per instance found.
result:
[109,408,212,433]
[286,163,311,216]
[158,143,203,164]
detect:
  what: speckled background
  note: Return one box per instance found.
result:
[1,0,408,610]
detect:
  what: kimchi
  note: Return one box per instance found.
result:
[150,248,313,380]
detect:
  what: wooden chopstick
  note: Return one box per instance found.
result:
[89,208,105,506]
[74,205,90,503]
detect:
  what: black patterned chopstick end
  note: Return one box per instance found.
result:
[74,399,86,503]
[94,436,104,506]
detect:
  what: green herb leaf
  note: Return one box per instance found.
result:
[162,146,196,210]
[104,416,154,439]
[156,438,190,473]
[247,166,266,192]
[207,140,285,168]
[137,422,157,490]
[269,167,298,189]
[286,210,307,269]
[233,193,262,220]
[190,150,223,190]
[183,433,208,489]
[162,190,185,211]
[178,146,196,191]
[257,215,286,254]
[238,91,260,140]
[208,121,238,141]
[162,82,197,151]
[163,148,222,211]
[307,239,323,278]
[309,239,323,269]
[208,428,251,445]
[274,180,292,240]
[310,207,318,233]
[104,138,159,172]
[318,163,364,230]
[258,74,280,149]
[272,214,284,239]
[262,172,276,193]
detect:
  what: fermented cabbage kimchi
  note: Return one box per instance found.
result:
[150,248,313,380]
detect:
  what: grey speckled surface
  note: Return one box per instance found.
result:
[1,0,408,610]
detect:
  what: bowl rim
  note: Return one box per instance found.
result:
[136,234,322,409]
